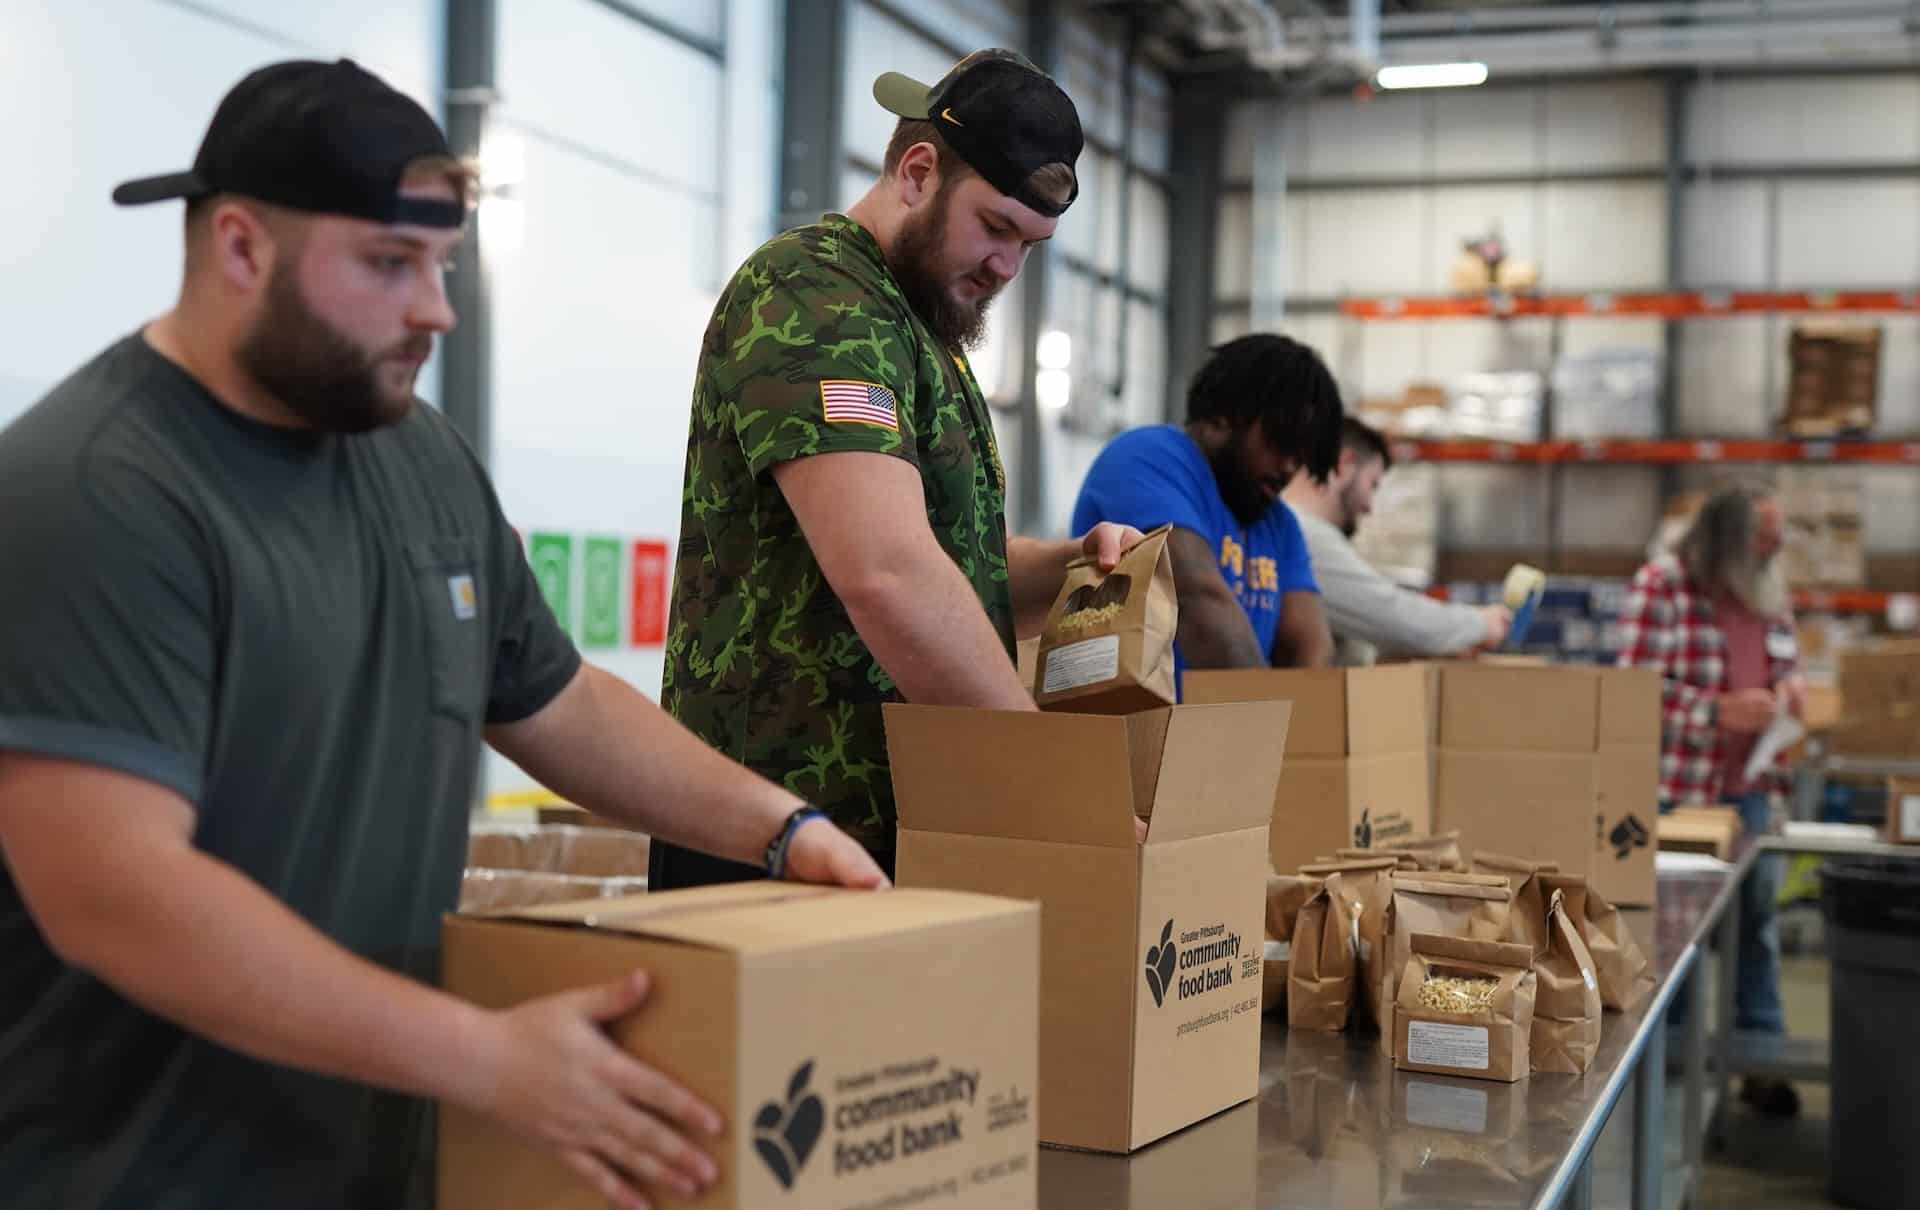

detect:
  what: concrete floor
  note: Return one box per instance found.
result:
[1696,926,1835,1209]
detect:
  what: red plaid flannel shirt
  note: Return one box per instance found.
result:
[1615,555,1800,806]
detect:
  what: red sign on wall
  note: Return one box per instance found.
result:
[630,539,669,647]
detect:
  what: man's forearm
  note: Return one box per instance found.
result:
[842,552,1035,709]
[489,665,809,864]
[1006,535,1079,638]
[1176,590,1267,669]
[51,844,498,1113]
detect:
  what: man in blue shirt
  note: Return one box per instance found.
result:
[1072,334,1343,685]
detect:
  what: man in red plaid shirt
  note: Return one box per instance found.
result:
[1618,482,1806,1117]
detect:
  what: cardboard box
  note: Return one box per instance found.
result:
[1185,666,1432,874]
[439,885,1040,1210]
[885,700,1289,1154]
[1439,750,1596,879]
[1886,778,1920,845]
[1835,642,1920,755]
[1433,665,1661,893]
[1034,1100,1257,1210]
[1591,751,1659,907]
[1657,808,1742,859]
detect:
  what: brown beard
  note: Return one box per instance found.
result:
[887,180,996,350]
[237,264,425,434]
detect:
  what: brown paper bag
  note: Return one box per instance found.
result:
[1380,830,1467,872]
[1532,888,1603,1074]
[1381,873,1515,1053]
[1300,858,1399,1033]
[1288,880,1358,1032]
[1263,875,1316,1015]
[1034,524,1177,712]
[1337,847,1421,871]
[1545,874,1655,1013]
[1395,933,1537,1083]
[1472,851,1560,959]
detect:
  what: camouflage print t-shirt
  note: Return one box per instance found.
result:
[664,214,1013,849]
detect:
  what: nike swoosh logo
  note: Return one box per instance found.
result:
[941,108,963,126]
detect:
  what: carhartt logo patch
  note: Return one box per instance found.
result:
[447,574,478,621]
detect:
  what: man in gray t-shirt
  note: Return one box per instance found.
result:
[0,60,883,1210]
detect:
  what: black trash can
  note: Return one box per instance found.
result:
[1824,857,1920,1210]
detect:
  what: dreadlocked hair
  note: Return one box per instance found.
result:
[1186,333,1345,485]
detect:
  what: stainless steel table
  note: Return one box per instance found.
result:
[1036,863,1739,1210]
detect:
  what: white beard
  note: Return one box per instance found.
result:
[1727,555,1789,617]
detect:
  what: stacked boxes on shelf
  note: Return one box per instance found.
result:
[1781,322,1880,437]
[1552,349,1662,440]
[1777,467,1866,589]
[1352,464,1441,590]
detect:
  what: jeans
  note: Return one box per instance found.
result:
[1726,789,1787,1034]
[1664,790,1787,1034]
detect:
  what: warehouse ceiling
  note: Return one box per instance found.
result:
[1094,0,1920,84]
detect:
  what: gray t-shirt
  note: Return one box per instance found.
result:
[0,335,580,1209]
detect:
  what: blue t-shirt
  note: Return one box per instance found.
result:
[1071,425,1318,688]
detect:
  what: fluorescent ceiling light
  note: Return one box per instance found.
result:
[1376,62,1489,90]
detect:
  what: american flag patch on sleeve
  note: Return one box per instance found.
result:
[819,380,900,431]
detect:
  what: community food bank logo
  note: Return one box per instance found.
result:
[1144,920,1178,1006]
[1609,814,1651,860]
[1144,918,1242,1008]
[753,1061,825,1190]
[752,1056,983,1191]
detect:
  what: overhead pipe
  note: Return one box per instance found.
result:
[1285,0,1920,39]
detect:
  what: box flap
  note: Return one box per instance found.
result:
[1439,665,1600,752]
[1345,665,1432,755]
[1596,668,1662,747]
[1182,669,1345,756]
[885,703,1139,847]
[478,885,1028,956]
[1144,702,1293,843]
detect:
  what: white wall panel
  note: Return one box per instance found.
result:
[1440,466,1548,549]
[1431,88,1538,175]
[1681,181,1769,286]
[1128,176,1170,294]
[1559,317,1664,359]
[1675,317,1773,436]
[0,0,439,428]
[1542,183,1665,288]
[1215,192,1254,299]
[1348,323,1426,403]
[1875,316,1920,435]
[1302,191,1428,296]
[1559,467,1663,550]
[1689,76,1920,164]
[1545,81,1666,170]
[844,3,959,167]
[1304,94,1430,179]
[1864,467,1920,552]
[499,0,722,199]
[1775,181,1920,287]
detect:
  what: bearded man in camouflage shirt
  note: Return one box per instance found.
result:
[655,50,1143,888]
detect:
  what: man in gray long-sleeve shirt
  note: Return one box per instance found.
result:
[1282,418,1509,665]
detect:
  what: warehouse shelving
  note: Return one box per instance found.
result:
[1392,438,1920,465]
[1339,288,1920,321]
[1338,286,1917,609]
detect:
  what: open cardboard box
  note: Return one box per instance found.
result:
[440,884,1039,1210]
[1183,665,1432,874]
[1433,664,1660,906]
[886,699,1290,1153]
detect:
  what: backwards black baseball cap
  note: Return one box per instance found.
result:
[873,49,1082,218]
[113,59,466,229]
